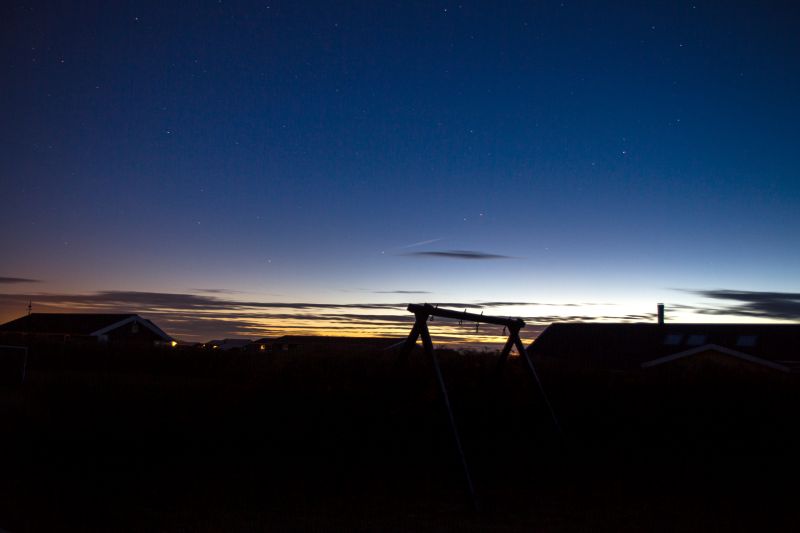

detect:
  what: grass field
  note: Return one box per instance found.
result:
[1,344,799,531]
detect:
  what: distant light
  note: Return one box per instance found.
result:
[170,340,178,348]
[260,344,266,351]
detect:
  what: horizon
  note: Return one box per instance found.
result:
[2,2,799,345]
[1,291,797,345]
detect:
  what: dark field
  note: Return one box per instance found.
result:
[1,344,799,532]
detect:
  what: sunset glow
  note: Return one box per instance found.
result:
[2,2,798,343]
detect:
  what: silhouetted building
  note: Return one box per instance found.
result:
[0,313,173,346]
[250,335,402,353]
[528,323,800,374]
[203,338,251,351]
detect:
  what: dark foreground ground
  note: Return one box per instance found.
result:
[1,344,799,531]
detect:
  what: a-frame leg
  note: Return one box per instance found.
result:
[420,321,479,512]
[513,335,561,432]
[397,315,423,363]
[494,326,519,374]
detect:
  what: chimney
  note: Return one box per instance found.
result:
[657,303,665,325]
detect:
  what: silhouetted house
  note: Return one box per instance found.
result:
[204,338,251,351]
[0,313,173,346]
[530,323,800,453]
[250,335,402,353]
[528,323,800,375]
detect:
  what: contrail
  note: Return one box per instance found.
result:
[396,238,444,249]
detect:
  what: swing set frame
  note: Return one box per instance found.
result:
[398,303,560,510]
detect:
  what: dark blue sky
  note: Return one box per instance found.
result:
[2,1,799,341]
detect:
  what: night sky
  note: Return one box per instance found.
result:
[2,1,799,343]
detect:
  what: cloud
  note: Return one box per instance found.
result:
[0,292,406,341]
[189,288,244,294]
[403,250,514,260]
[0,291,411,312]
[373,290,432,294]
[0,289,634,343]
[473,302,539,307]
[0,277,40,284]
[681,289,800,320]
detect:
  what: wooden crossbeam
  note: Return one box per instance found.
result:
[407,303,525,328]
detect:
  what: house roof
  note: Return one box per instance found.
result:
[0,313,172,341]
[640,344,791,372]
[528,323,800,371]
[0,313,138,335]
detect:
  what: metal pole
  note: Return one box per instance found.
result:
[514,335,561,433]
[420,322,479,512]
